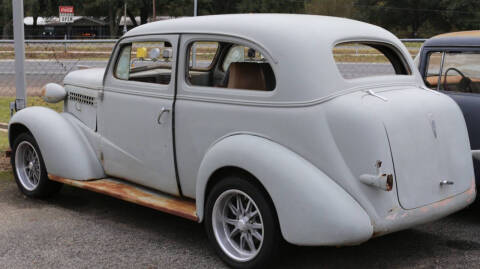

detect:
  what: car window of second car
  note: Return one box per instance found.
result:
[424,51,480,93]
[114,41,173,85]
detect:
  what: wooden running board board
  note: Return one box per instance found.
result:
[49,175,198,221]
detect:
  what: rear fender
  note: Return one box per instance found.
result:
[9,106,105,180]
[196,134,373,246]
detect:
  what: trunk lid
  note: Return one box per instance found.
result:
[364,87,473,210]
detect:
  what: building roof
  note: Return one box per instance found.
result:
[424,30,480,47]
[24,16,106,26]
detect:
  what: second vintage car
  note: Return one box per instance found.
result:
[8,14,476,268]
[416,31,480,188]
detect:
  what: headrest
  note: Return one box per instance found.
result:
[227,62,267,91]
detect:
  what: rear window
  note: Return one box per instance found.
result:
[333,42,411,79]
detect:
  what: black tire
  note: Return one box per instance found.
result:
[11,132,62,198]
[205,174,281,269]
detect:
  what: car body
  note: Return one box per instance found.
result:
[416,31,480,186]
[8,15,476,268]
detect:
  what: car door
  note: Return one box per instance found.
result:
[420,48,480,180]
[99,35,179,195]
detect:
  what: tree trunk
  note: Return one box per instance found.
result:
[140,6,149,24]
[2,21,11,39]
[108,8,116,38]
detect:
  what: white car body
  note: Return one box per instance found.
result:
[9,14,475,248]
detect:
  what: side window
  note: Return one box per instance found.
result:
[424,52,442,89]
[433,52,480,93]
[187,41,276,91]
[333,42,411,79]
[189,41,219,70]
[114,41,173,85]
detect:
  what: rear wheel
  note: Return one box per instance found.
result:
[11,132,62,198]
[205,175,280,268]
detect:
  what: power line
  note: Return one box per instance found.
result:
[354,3,480,16]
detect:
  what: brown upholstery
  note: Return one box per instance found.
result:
[227,62,267,91]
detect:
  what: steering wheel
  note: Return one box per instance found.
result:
[443,67,472,92]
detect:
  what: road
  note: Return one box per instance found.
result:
[0,60,394,96]
[0,172,479,268]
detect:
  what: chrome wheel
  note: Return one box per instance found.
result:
[212,189,264,262]
[15,141,41,191]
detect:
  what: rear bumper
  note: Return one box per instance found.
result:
[372,178,476,237]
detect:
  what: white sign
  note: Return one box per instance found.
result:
[59,6,74,23]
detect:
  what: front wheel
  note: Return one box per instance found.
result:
[11,132,62,198]
[205,175,281,268]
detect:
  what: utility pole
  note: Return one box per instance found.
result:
[152,0,156,22]
[194,0,198,17]
[12,0,26,112]
[123,2,128,34]
[192,0,198,68]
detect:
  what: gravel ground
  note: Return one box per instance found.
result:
[0,171,479,269]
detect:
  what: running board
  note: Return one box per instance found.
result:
[48,175,198,221]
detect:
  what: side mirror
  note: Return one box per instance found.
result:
[41,83,66,103]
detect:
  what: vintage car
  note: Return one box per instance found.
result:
[416,31,480,186]
[8,15,476,268]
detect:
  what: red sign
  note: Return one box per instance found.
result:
[59,6,74,13]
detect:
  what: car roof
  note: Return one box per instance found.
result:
[424,31,480,47]
[122,14,420,103]
[124,14,398,47]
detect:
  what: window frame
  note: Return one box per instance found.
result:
[110,36,176,88]
[332,40,412,80]
[187,41,221,72]
[420,47,480,92]
[183,35,278,93]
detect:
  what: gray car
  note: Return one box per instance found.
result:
[8,14,476,268]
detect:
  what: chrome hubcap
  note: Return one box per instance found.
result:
[212,189,264,262]
[15,141,41,191]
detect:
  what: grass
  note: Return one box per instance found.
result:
[0,171,12,181]
[0,97,63,124]
[0,131,8,151]
[0,97,62,152]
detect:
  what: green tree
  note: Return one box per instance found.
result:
[305,0,355,18]
[441,0,480,30]
[354,0,450,37]
[236,0,304,13]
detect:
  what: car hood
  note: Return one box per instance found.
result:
[63,68,105,90]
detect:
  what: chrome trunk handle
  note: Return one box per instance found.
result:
[157,107,170,125]
[440,180,454,186]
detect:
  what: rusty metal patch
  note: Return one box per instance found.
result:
[49,174,198,221]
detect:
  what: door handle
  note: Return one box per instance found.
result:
[157,107,170,125]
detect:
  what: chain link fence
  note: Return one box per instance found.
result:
[0,39,424,97]
[0,40,116,96]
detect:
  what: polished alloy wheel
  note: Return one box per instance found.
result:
[212,189,264,262]
[15,141,41,191]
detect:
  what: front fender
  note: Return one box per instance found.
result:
[196,134,373,246]
[9,107,105,180]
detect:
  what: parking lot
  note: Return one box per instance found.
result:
[0,171,479,268]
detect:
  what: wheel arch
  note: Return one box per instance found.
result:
[204,165,279,223]
[196,134,373,246]
[8,106,105,180]
[9,123,31,149]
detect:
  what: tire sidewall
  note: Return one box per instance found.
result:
[205,175,280,269]
[11,132,54,197]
